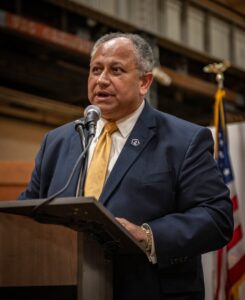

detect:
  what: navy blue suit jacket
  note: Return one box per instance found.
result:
[19,101,233,300]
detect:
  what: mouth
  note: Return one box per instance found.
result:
[95,91,114,100]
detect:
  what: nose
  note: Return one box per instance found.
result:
[97,70,110,86]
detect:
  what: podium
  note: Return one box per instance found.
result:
[0,197,144,300]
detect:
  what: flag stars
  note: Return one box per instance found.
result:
[223,168,230,177]
[219,138,224,146]
[219,151,224,159]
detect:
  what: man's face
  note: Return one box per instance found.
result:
[88,37,153,121]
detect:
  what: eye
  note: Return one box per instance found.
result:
[91,66,102,75]
[112,67,124,75]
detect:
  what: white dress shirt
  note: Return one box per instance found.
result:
[87,100,145,175]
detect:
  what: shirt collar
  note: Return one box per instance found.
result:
[95,100,145,139]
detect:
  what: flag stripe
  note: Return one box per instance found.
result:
[233,210,240,231]
[227,182,236,199]
[228,239,245,269]
[215,248,224,300]
[227,225,243,250]
[231,195,238,211]
[227,255,245,289]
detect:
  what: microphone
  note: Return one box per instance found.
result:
[84,105,101,137]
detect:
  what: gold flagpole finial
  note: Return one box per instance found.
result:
[203,60,230,89]
[204,61,230,158]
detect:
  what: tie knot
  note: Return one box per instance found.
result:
[104,122,118,135]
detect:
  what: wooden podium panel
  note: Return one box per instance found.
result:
[0,197,144,300]
[0,213,77,287]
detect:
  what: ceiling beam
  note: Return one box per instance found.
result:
[0,87,83,126]
[153,66,238,103]
[191,0,245,26]
[0,49,87,103]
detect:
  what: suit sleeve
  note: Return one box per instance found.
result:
[149,127,234,268]
[18,133,48,200]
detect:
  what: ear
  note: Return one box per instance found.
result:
[139,73,154,96]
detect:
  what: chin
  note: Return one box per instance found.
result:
[101,114,115,121]
[99,106,117,119]
[101,111,118,121]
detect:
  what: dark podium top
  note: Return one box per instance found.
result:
[0,197,144,255]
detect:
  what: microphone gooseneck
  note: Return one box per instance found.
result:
[32,137,93,216]
[74,119,86,149]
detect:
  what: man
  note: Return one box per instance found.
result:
[19,33,233,300]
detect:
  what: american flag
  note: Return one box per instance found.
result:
[214,89,245,300]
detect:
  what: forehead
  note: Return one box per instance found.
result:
[91,37,137,65]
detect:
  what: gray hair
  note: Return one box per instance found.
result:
[90,32,155,75]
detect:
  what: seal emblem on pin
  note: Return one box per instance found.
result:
[131,139,140,146]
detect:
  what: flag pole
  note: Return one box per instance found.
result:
[203,61,230,300]
[203,61,230,159]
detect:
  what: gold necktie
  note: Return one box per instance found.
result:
[84,122,118,200]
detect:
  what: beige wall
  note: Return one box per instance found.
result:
[0,116,53,160]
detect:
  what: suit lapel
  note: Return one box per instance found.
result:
[99,101,156,205]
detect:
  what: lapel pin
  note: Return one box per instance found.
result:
[131,139,140,146]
